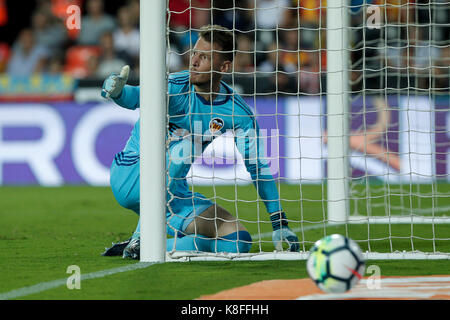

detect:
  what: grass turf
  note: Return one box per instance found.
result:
[0,185,449,299]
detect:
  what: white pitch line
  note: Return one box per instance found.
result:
[0,223,290,300]
[0,262,155,300]
[0,222,293,299]
[2,218,448,299]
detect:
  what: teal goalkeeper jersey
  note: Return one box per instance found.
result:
[113,70,282,214]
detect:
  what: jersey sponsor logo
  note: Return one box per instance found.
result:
[209,117,224,133]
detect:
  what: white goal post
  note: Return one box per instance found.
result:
[140,0,450,262]
[326,0,350,224]
[139,0,167,263]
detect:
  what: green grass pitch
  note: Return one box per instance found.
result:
[0,184,449,300]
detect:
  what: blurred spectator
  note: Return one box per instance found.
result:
[0,0,7,26]
[271,69,298,94]
[35,0,53,14]
[45,53,65,75]
[168,0,190,29]
[212,0,254,33]
[279,29,300,73]
[7,29,49,76]
[113,6,140,63]
[168,0,211,69]
[432,46,450,89]
[174,6,211,70]
[233,34,254,73]
[253,0,290,50]
[257,42,298,94]
[64,45,101,78]
[385,26,441,71]
[0,43,10,72]
[0,0,446,93]
[254,0,290,30]
[31,9,67,54]
[258,42,278,73]
[125,0,140,27]
[283,0,326,29]
[259,27,321,94]
[283,0,325,52]
[297,51,321,94]
[385,0,415,25]
[407,26,442,89]
[282,28,321,93]
[77,0,115,45]
[179,7,210,48]
[408,27,440,67]
[94,32,129,78]
[168,0,210,30]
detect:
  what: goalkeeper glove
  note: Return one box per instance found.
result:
[101,65,130,99]
[271,211,300,252]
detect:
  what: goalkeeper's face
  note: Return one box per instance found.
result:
[190,37,231,88]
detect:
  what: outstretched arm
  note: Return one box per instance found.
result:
[235,121,299,252]
[113,85,140,110]
[101,65,140,110]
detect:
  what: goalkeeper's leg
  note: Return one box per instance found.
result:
[106,148,252,257]
[102,157,140,257]
[167,205,252,253]
[114,204,253,257]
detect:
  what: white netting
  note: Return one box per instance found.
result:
[165,0,450,260]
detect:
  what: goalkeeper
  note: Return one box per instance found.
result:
[102,25,299,259]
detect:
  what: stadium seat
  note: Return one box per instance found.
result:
[64,45,101,78]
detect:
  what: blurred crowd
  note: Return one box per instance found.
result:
[0,0,448,94]
[0,0,140,79]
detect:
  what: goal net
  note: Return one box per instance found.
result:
[161,0,450,261]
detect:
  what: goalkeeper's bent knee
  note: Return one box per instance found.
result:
[217,231,252,253]
[167,231,252,253]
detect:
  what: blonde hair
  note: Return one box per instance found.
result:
[198,24,234,62]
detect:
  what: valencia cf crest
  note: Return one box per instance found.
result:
[209,117,224,133]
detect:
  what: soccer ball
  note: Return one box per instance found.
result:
[306,234,365,293]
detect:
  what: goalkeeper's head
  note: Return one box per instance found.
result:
[189,24,234,89]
